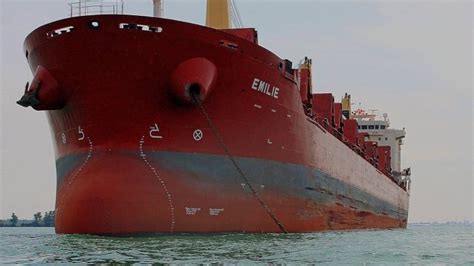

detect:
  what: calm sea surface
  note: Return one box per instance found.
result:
[0,224,472,264]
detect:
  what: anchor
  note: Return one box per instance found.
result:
[15,65,64,110]
[17,81,41,108]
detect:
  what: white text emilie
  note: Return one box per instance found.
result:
[251,78,279,99]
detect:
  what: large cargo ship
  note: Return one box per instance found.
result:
[17,0,411,234]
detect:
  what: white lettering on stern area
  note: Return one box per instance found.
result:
[251,78,280,99]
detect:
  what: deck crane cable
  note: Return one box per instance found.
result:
[228,1,235,27]
[229,0,244,28]
[234,0,244,27]
[234,0,244,26]
[192,93,288,234]
[229,1,237,28]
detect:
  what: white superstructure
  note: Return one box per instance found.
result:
[354,112,406,174]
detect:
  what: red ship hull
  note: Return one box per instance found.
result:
[22,15,409,234]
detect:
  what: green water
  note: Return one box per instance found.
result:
[0,224,472,264]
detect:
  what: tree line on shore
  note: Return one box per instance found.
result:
[0,211,55,227]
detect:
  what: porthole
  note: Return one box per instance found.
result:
[89,20,100,29]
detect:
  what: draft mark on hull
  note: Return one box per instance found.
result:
[139,135,175,232]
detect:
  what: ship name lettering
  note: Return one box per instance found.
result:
[251,78,279,99]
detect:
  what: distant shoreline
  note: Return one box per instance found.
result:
[0,226,55,228]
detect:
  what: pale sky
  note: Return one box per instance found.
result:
[0,0,472,222]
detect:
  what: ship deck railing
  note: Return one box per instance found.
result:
[68,0,124,17]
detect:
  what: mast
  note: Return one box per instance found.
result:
[341,93,351,119]
[153,0,164,18]
[206,0,230,29]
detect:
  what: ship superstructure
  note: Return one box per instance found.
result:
[17,0,411,234]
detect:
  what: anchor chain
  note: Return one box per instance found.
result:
[192,94,288,233]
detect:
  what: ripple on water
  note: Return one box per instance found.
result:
[0,224,473,264]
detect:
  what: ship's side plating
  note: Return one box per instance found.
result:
[22,15,409,234]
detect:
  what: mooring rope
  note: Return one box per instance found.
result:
[192,94,288,233]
